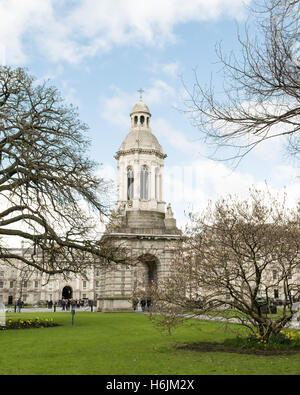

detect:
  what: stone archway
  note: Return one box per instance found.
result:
[62,286,73,299]
[135,254,159,292]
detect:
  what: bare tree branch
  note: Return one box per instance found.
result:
[183,0,300,165]
[0,67,127,274]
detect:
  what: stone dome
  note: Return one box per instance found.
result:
[130,101,151,116]
[117,128,166,158]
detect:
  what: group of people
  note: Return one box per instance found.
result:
[60,298,95,312]
[11,298,95,312]
[133,298,151,312]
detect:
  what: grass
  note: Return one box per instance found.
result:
[0,312,299,375]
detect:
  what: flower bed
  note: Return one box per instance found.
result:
[225,330,300,352]
[1,317,60,330]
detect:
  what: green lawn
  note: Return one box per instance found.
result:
[0,312,299,375]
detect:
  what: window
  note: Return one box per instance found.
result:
[9,281,13,288]
[140,115,145,125]
[0,271,4,277]
[140,166,148,200]
[0,282,3,289]
[272,270,277,280]
[96,281,100,288]
[127,168,134,200]
[23,281,27,288]
[134,116,138,126]
[35,281,38,288]
[83,281,87,289]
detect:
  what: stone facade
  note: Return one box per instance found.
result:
[0,248,98,305]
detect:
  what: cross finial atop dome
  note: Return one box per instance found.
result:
[137,88,144,101]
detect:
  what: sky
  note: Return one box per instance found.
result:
[0,0,299,235]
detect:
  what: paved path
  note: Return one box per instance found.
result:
[6,307,96,314]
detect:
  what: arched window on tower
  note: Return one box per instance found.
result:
[140,166,148,200]
[140,115,145,126]
[127,168,134,200]
[134,116,138,126]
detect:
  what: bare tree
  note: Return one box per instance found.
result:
[183,0,300,164]
[0,67,128,275]
[148,189,300,340]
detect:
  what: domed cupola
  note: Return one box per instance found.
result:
[115,99,166,160]
[130,100,151,129]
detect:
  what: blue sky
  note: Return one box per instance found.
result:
[1,0,299,232]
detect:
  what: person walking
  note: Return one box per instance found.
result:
[17,298,22,313]
[141,299,146,312]
[132,298,138,311]
[146,299,151,312]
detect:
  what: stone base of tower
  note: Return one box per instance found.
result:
[98,297,133,313]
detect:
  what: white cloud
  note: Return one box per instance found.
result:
[0,0,52,64]
[162,62,180,78]
[99,88,136,127]
[148,62,181,79]
[152,118,203,157]
[0,0,251,65]
[164,158,300,228]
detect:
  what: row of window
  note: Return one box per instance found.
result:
[0,280,39,289]
[0,281,100,289]
[0,270,40,278]
[127,166,161,201]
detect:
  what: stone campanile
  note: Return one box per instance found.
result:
[98,98,181,312]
